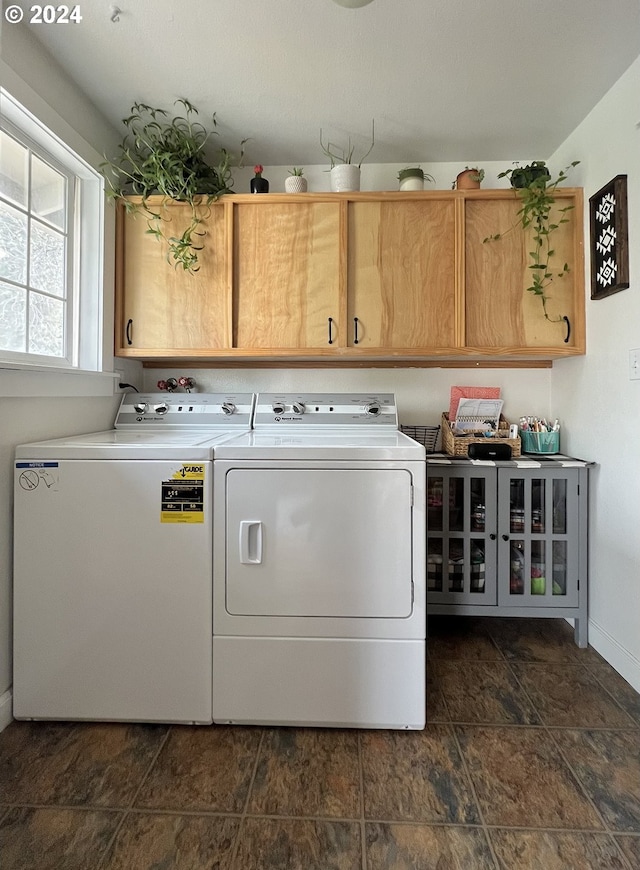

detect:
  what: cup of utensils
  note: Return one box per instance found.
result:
[519,417,560,454]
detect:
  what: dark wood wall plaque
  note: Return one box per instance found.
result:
[589,174,629,299]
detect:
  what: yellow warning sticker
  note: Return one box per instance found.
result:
[172,464,205,480]
[161,464,205,523]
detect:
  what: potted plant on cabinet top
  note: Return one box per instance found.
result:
[285,167,308,193]
[398,167,435,191]
[507,160,551,189]
[101,99,246,272]
[320,120,375,192]
[484,160,580,322]
[454,166,485,189]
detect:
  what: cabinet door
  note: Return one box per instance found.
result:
[234,202,340,349]
[117,199,231,352]
[348,200,456,348]
[427,467,497,604]
[497,468,580,607]
[465,193,583,351]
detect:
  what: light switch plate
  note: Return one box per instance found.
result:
[629,349,640,380]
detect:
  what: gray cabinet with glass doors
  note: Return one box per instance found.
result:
[427,458,591,647]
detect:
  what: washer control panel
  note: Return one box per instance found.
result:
[254,393,398,427]
[115,393,255,428]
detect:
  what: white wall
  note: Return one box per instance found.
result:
[0,26,126,728]
[549,56,640,690]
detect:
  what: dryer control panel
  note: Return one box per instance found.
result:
[254,393,398,428]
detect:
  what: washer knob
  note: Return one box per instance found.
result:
[364,402,381,417]
[221,402,236,416]
[133,402,148,414]
[292,401,306,414]
[154,402,170,415]
[272,402,286,415]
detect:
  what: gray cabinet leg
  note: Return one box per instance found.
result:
[575,617,588,648]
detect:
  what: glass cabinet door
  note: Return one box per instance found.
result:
[497,469,579,607]
[427,467,497,604]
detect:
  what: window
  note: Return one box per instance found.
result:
[0,89,104,373]
[0,125,73,360]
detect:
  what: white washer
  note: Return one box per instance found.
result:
[212,393,426,729]
[13,392,254,724]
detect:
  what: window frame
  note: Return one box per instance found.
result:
[0,87,109,384]
[1,118,76,366]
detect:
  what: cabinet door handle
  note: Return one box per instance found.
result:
[125,318,133,346]
[502,534,509,541]
[563,315,571,344]
[489,533,497,540]
[328,317,334,345]
[353,317,359,345]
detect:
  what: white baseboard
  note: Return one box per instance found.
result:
[588,619,640,693]
[0,689,13,733]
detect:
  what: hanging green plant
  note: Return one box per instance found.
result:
[101,99,246,272]
[484,160,580,321]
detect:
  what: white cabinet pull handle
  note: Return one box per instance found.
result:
[239,520,263,564]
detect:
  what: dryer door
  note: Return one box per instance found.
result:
[225,468,414,618]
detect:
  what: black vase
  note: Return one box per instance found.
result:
[250,176,269,193]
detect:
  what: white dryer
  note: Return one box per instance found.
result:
[212,393,426,729]
[13,392,254,724]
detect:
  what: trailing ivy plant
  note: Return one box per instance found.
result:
[101,99,246,272]
[484,160,580,321]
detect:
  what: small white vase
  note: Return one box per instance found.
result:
[399,176,424,191]
[285,175,308,193]
[330,164,361,192]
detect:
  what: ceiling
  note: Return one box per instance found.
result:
[22,0,640,167]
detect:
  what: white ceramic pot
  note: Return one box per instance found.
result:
[330,164,361,192]
[285,175,308,193]
[399,176,424,191]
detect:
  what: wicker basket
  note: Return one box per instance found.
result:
[441,412,521,458]
[400,425,440,453]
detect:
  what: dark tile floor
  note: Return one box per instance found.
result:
[1,617,640,869]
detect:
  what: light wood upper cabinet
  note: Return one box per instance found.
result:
[114,189,585,363]
[233,201,341,349]
[115,198,231,354]
[464,190,584,353]
[348,199,456,348]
